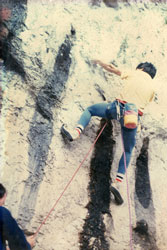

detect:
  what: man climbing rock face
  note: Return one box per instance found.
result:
[61,60,157,205]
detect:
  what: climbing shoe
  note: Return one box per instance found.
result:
[61,124,84,141]
[61,125,74,141]
[110,184,124,205]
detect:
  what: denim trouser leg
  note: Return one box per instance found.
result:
[118,126,137,174]
[77,101,137,175]
[77,102,117,128]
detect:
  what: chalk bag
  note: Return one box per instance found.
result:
[124,103,138,129]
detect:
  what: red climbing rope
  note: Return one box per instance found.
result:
[35,122,107,236]
[121,132,134,250]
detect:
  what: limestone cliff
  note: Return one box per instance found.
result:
[1,1,167,249]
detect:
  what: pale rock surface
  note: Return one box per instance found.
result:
[0,1,167,249]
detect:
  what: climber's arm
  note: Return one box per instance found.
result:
[92,60,121,76]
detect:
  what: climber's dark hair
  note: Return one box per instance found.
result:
[0,183,6,198]
[136,62,156,79]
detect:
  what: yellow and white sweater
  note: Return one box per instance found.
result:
[117,69,155,113]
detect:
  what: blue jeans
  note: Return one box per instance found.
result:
[78,101,137,175]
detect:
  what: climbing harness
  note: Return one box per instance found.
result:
[121,132,134,250]
[35,122,107,236]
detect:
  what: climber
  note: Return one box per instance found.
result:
[0,183,36,250]
[61,60,157,205]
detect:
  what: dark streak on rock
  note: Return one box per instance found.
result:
[95,83,106,101]
[103,0,118,8]
[18,29,75,227]
[0,0,27,78]
[134,137,158,250]
[133,218,159,250]
[36,31,74,120]
[134,219,149,236]
[79,119,115,250]
[135,137,151,209]
[117,37,128,64]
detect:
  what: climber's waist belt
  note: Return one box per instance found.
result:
[116,99,143,116]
